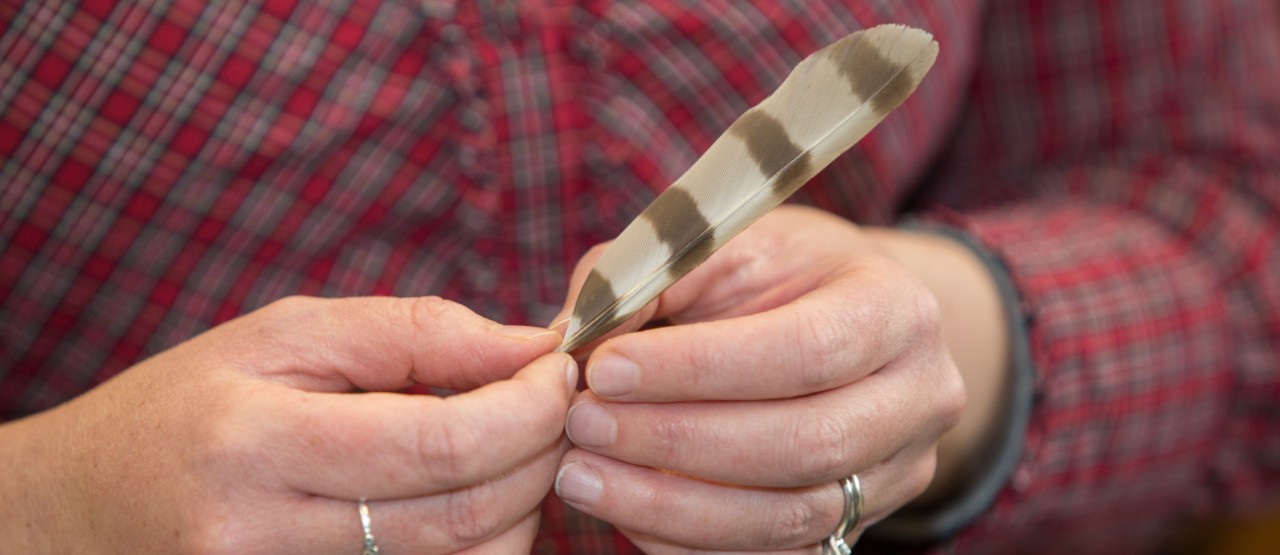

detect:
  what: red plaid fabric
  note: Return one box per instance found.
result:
[2,0,1278,553]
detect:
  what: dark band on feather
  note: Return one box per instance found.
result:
[573,269,622,337]
[640,187,716,279]
[830,31,915,114]
[730,109,814,195]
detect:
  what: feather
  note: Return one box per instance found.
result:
[558,24,939,353]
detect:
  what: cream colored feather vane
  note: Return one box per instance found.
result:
[558,24,939,353]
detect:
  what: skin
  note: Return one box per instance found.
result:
[0,205,1008,554]
[0,296,575,554]
[552,205,1009,553]
[866,226,1011,506]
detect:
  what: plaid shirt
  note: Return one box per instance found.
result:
[3,0,1279,553]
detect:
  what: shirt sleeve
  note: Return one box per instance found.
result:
[869,1,1280,552]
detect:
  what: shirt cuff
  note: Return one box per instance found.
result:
[863,220,1036,544]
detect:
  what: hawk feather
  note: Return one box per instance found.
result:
[559,25,939,353]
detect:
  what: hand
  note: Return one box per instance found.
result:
[0,296,573,554]
[551,206,968,552]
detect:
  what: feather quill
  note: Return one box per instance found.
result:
[558,24,939,353]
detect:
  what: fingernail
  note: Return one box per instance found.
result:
[555,461,603,507]
[587,354,638,397]
[565,357,580,395]
[497,325,559,339]
[565,402,616,448]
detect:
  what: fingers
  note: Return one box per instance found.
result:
[282,444,560,554]
[582,265,939,403]
[549,207,965,553]
[565,350,959,488]
[550,206,878,356]
[208,296,561,392]
[554,448,937,552]
[261,353,576,499]
[625,532,818,555]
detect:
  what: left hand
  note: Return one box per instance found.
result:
[550,205,966,553]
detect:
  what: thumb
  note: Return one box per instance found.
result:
[206,296,561,392]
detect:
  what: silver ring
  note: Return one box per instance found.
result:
[822,475,863,555]
[359,497,381,555]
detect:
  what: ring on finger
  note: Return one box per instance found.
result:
[359,497,381,555]
[823,474,863,555]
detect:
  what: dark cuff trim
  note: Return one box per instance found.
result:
[864,221,1036,545]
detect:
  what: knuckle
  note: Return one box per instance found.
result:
[179,523,229,555]
[180,507,259,555]
[445,482,507,546]
[651,413,698,461]
[764,495,824,548]
[405,295,465,333]
[905,285,944,339]
[261,294,318,320]
[193,407,260,470]
[416,415,483,483]
[243,295,313,337]
[405,297,514,387]
[790,413,852,483]
[243,295,321,343]
[790,310,850,389]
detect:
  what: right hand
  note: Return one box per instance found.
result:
[0,296,573,554]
